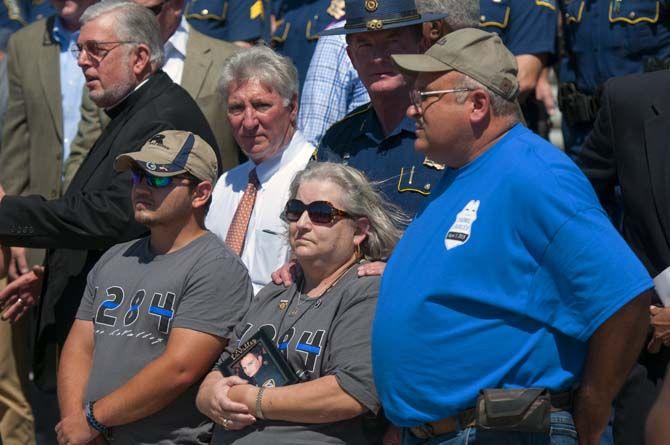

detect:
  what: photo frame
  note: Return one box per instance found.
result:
[219,329,299,388]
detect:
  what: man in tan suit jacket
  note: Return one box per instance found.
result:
[66,0,243,175]
[0,2,96,443]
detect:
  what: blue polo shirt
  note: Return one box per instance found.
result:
[372,124,652,426]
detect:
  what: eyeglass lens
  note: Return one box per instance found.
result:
[284,200,341,224]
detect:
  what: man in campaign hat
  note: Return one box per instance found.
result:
[316,0,447,217]
[55,130,252,445]
[372,28,653,445]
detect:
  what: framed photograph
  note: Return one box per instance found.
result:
[219,329,299,388]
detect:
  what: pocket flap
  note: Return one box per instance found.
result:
[482,388,547,420]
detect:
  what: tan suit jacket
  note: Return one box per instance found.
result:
[0,17,80,199]
[66,26,242,174]
[0,17,86,266]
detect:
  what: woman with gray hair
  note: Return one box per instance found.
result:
[198,162,406,444]
[206,45,315,294]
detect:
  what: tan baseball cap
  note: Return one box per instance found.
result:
[115,130,219,185]
[391,28,519,101]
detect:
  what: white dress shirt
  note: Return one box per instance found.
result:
[206,131,315,294]
[162,16,189,85]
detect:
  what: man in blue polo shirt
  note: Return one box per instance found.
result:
[373,29,653,445]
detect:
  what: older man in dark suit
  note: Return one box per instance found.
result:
[0,0,219,401]
[577,69,670,445]
[67,0,242,174]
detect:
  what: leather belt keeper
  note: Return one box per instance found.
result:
[409,390,574,439]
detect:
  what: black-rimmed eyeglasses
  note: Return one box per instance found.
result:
[71,40,137,63]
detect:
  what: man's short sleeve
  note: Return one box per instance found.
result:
[75,266,98,322]
[533,207,652,341]
[173,254,253,339]
[321,276,380,414]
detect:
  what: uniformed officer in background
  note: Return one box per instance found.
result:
[558,0,670,158]
[270,0,342,87]
[0,0,54,51]
[479,0,558,139]
[316,0,447,218]
[185,0,268,46]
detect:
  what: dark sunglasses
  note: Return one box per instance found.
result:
[283,199,352,224]
[131,169,194,188]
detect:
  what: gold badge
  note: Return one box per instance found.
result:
[279,300,288,310]
[367,19,383,30]
[365,0,378,12]
[327,0,345,20]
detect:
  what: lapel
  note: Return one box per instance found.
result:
[67,73,169,193]
[39,16,63,141]
[181,30,212,98]
[643,98,670,244]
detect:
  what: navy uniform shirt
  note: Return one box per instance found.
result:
[317,104,445,218]
[559,0,670,94]
[480,0,557,57]
[185,0,268,42]
[0,0,26,50]
[272,0,342,87]
[27,0,53,23]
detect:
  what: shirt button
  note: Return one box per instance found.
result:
[201,8,209,14]
[480,15,486,21]
[628,11,636,18]
[424,184,431,191]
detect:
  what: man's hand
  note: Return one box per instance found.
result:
[8,247,29,282]
[647,305,670,353]
[271,260,299,287]
[0,184,6,203]
[55,409,100,445]
[0,265,44,323]
[535,68,556,115]
[357,261,386,277]
[197,373,256,431]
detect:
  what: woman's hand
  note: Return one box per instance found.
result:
[196,372,256,431]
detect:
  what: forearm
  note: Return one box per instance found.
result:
[574,290,652,444]
[93,353,209,427]
[57,326,94,417]
[232,375,366,424]
[515,54,545,99]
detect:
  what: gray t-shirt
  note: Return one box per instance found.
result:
[212,265,381,445]
[76,232,253,445]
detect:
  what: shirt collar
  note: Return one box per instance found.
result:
[254,130,307,186]
[165,16,189,58]
[52,16,79,51]
[360,106,415,144]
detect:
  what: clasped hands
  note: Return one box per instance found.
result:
[199,375,258,431]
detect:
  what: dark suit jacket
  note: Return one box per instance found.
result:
[0,72,218,388]
[580,70,670,279]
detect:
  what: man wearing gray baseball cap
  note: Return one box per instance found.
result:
[371,28,653,445]
[55,130,252,444]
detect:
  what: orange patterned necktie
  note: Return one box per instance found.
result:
[225,168,260,256]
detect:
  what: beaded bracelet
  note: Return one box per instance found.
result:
[85,401,112,439]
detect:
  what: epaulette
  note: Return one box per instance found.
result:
[328,102,373,129]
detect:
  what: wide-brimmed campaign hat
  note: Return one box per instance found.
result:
[320,0,447,36]
[391,28,519,101]
[114,130,219,185]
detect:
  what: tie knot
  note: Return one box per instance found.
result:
[249,168,259,187]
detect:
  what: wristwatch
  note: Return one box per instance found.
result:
[85,401,112,439]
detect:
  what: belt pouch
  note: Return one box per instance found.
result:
[475,388,551,433]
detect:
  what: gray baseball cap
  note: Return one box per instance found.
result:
[391,28,519,100]
[115,130,219,185]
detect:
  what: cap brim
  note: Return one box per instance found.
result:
[114,152,187,177]
[391,54,455,74]
[320,12,447,36]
